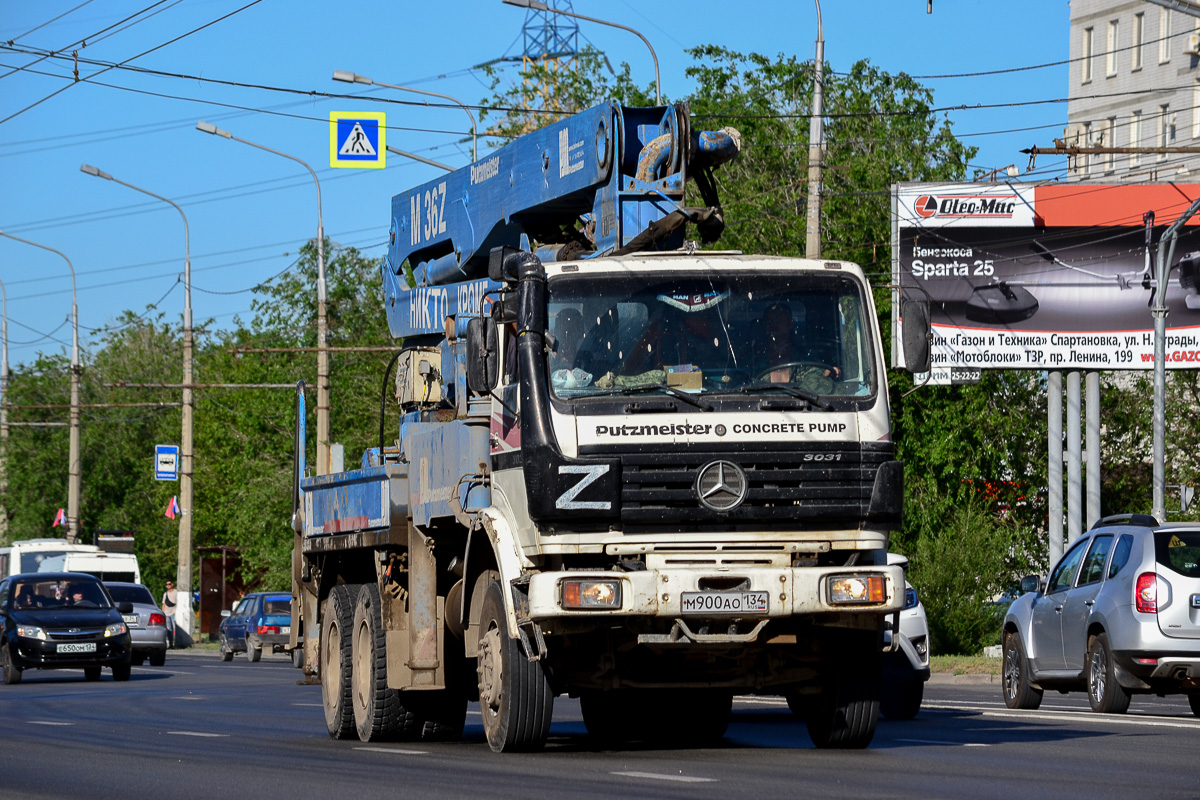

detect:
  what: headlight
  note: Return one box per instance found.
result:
[560,579,622,609]
[828,575,886,605]
[103,622,128,638]
[904,587,919,610]
[17,625,48,641]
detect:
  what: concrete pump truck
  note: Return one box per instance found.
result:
[289,100,931,752]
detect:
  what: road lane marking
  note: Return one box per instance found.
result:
[923,702,1200,730]
[612,772,716,783]
[895,738,988,747]
[28,721,73,726]
[293,702,323,707]
[167,731,228,737]
[175,696,205,701]
[355,747,428,755]
[466,710,481,716]
[734,698,787,706]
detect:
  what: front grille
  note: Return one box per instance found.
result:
[48,628,104,641]
[615,448,884,524]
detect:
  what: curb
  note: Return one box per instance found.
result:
[928,672,1000,685]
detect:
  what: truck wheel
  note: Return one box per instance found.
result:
[1086,633,1131,714]
[2,644,21,685]
[351,583,421,742]
[880,674,924,720]
[805,636,880,749]
[476,581,553,752]
[322,584,358,739]
[1002,632,1043,710]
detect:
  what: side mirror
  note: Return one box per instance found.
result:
[1019,575,1041,595]
[466,316,498,394]
[901,299,931,373]
[488,245,522,283]
[117,601,134,614]
[221,609,231,618]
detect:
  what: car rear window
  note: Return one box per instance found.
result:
[1155,531,1200,578]
[263,597,291,615]
[106,584,155,605]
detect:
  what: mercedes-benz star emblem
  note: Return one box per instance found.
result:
[695,460,748,512]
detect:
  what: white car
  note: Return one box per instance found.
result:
[881,553,930,719]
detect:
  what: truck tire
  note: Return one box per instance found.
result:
[322,584,358,739]
[1002,632,1043,710]
[476,580,553,752]
[1086,633,1131,714]
[410,691,468,742]
[805,634,881,749]
[351,583,421,742]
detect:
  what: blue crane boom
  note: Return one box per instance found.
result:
[382,101,739,338]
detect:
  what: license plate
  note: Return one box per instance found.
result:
[122,614,138,625]
[281,626,291,635]
[57,642,96,654]
[680,591,769,615]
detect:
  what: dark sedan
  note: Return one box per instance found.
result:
[0,572,133,684]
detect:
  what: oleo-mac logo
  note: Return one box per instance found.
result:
[914,194,1017,219]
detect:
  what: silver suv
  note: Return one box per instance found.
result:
[1002,514,1200,715]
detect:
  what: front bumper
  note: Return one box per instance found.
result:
[12,635,131,669]
[526,564,904,640]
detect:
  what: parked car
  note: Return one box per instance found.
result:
[881,554,931,719]
[104,582,168,667]
[218,592,294,663]
[0,572,133,684]
[1002,514,1200,715]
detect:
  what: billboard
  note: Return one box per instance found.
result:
[892,182,1200,371]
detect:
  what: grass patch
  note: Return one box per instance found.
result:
[929,654,1001,676]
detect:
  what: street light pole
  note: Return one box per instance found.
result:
[80,163,194,637]
[0,231,81,543]
[805,0,824,259]
[196,121,330,476]
[0,276,8,541]
[333,70,478,162]
[501,0,661,105]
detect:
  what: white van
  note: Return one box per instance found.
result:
[0,539,141,584]
[61,551,142,584]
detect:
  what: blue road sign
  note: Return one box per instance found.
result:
[155,444,179,481]
[330,112,386,169]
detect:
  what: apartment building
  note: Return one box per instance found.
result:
[1068,0,1200,179]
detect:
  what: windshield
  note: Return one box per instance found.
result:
[21,550,71,573]
[105,584,155,605]
[545,270,877,400]
[11,578,112,610]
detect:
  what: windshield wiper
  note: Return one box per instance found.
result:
[721,382,832,410]
[596,382,713,411]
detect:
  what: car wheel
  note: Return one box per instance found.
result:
[1086,633,1131,714]
[84,666,102,681]
[112,662,132,682]
[1002,632,1043,710]
[1188,694,1200,717]
[291,647,304,670]
[149,649,166,667]
[219,637,234,662]
[476,580,553,752]
[805,631,881,749]
[880,674,925,720]
[321,584,359,739]
[247,641,262,663]
[2,643,22,686]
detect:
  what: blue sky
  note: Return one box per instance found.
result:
[0,0,1069,368]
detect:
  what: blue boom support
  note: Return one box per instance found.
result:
[382,101,738,338]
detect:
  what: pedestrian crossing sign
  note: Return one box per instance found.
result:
[330,111,386,169]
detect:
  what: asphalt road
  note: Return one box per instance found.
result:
[1,652,1198,800]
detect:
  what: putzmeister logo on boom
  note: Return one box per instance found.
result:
[914,194,1018,219]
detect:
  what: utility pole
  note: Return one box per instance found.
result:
[805,0,825,259]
